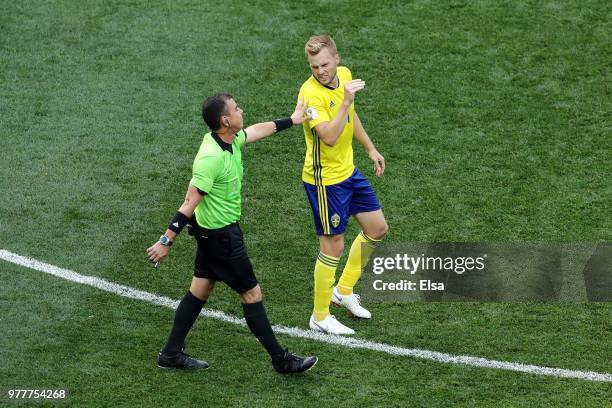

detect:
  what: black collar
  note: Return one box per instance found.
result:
[314,75,340,90]
[212,132,233,154]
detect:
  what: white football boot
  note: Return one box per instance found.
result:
[309,314,355,335]
[331,287,372,319]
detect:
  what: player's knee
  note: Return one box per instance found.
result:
[329,235,344,257]
[378,221,389,239]
[320,234,344,258]
[240,284,262,304]
[368,221,388,241]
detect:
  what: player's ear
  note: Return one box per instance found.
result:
[335,53,340,65]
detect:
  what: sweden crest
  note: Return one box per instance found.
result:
[331,213,340,228]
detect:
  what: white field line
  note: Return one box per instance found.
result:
[1,248,611,383]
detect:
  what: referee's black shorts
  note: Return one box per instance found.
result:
[193,222,257,294]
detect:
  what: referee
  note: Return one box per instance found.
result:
[146,93,317,373]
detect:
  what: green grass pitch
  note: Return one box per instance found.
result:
[1,0,610,406]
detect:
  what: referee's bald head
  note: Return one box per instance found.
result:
[202,93,233,131]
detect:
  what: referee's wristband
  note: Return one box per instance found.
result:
[273,117,293,133]
[168,211,190,234]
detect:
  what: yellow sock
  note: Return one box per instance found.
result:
[313,252,339,321]
[337,231,381,295]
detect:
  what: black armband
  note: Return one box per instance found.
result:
[273,117,293,133]
[168,211,190,234]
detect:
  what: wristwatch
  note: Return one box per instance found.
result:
[159,235,173,247]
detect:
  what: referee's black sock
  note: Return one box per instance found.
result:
[162,291,205,355]
[242,301,284,360]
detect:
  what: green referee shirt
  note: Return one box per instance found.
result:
[190,130,246,229]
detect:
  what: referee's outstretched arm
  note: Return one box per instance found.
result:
[244,97,310,144]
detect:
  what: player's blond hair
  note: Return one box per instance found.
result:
[304,35,338,57]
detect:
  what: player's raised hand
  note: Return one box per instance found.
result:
[343,79,366,105]
[291,96,310,125]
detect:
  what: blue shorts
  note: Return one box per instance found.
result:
[304,168,381,236]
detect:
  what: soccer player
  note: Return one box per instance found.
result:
[147,93,317,373]
[298,35,389,335]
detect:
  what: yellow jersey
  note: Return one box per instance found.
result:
[298,66,355,186]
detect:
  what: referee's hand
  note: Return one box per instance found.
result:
[147,242,170,267]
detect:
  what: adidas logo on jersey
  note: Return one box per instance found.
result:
[329,100,335,109]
